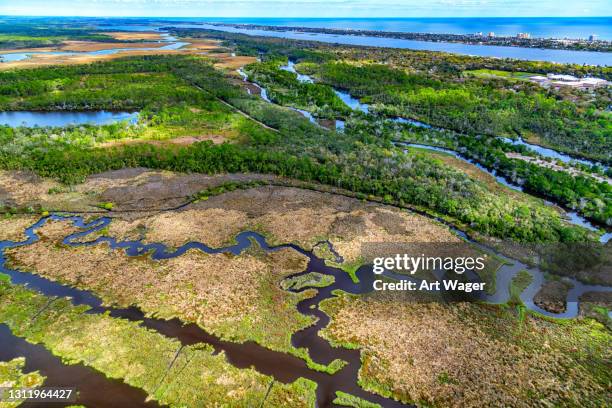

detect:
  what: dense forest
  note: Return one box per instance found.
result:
[306,62,611,164]
[243,58,351,119]
[172,28,612,80]
[391,124,612,225]
[173,28,611,163]
[0,55,597,243]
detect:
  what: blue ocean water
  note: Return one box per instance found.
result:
[193,17,612,40]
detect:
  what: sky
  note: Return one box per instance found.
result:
[0,0,610,18]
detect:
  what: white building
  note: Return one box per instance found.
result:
[530,73,609,90]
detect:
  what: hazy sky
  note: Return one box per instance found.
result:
[0,0,609,18]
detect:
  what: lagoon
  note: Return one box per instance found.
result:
[188,23,612,65]
[0,111,139,127]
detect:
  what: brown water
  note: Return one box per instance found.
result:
[3,213,611,407]
[0,325,157,408]
[0,215,410,408]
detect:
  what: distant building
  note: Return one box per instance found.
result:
[517,32,531,39]
[547,74,580,82]
[487,32,495,38]
[588,34,598,42]
[529,73,609,90]
[475,32,483,37]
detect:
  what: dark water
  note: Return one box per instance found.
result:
[0,215,410,408]
[0,111,139,127]
[0,325,158,408]
[2,214,610,407]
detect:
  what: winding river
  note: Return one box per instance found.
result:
[1,212,610,406]
[245,60,611,241]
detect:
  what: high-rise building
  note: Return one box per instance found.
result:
[588,34,598,42]
[487,32,495,38]
[517,32,531,39]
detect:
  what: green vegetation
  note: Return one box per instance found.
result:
[305,358,347,375]
[0,274,317,407]
[327,260,362,283]
[244,58,351,119]
[464,69,538,80]
[333,391,382,408]
[97,202,113,210]
[191,30,610,163]
[187,32,612,226]
[399,129,612,226]
[510,270,534,303]
[0,55,599,243]
[0,19,119,50]
[0,358,45,408]
[281,272,335,291]
[308,61,611,164]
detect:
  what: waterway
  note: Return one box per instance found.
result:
[96,18,612,41]
[182,23,612,66]
[0,325,158,408]
[501,137,609,171]
[2,213,611,406]
[0,32,188,63]
[397,142,612,243]
[284,59,609,173]
[1,210,610,406]
[0,111,139,128]
[242,60,611,240]
[0,215,409,408]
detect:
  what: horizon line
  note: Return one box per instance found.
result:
[2,15,612,18]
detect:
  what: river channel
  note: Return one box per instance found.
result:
[1,212,610,407]
[240,60,612,241]
[0,33,188,63]
[176,23,612,66]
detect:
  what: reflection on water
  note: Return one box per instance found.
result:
[502,137,608,170]
[334,89,369,113]
[392,116,432,128]
[0,111,139,127]
[280,60,314,83]
[399,142,611,243]
[187,23,612,65]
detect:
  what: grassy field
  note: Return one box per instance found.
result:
[5,217,317,362]
[0,357,45,408]
[463,69,538,80]
[0,273,317,407]
[319,292,611,407]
